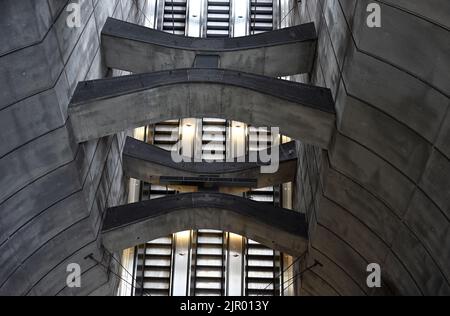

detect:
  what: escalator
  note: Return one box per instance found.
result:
[250,0,274,34]
[245,240,281,296]
[163,0,188,35]
[192,230,226,296]
[202,118,227,161]
[135,237,174,296]
[207,0,231,38]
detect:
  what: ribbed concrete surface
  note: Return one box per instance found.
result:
[1,0,449,296]
[287,0,450,296]
[0,0,152,296]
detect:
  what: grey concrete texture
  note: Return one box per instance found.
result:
[352,0,450,96]
[101,18,317,77]
[419,149,450,217]
[0,124,128,296]
[1,0,449,296]
[0,72,70,158]
[330,133,416,215]
[0,0,148,296]
[0,0,52,56]
[0,215,101,296]
[379,0,450,29]
[101,193,308,256]
[0,126,77,205]
[437,109,450,159]
[303,248,366,296]
[292,0,450,296]
[335,81,433,183]
[0,27,63,110]
[300,271,340,296]
[68,69,336,148]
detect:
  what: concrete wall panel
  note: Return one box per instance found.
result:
[353,0,450,95]
[0,0,52,55]
[0,0,150,296]
[291,0,450,296]
[419,150,450,216]
[0,28,64,109]
[335,82,432,182]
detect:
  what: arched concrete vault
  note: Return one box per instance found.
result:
[101,18,317,77]
[1,0,448,298]
[101,193,309,257]
[288,0,450,297]
[123,137,298,189]
[68,68,336,147]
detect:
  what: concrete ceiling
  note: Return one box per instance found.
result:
[0,0,448,296]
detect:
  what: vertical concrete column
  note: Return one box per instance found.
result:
[180,118,198,159]
[273,0,282,29]
[226,233,244,296]
[172,231,193,296]
[186,0,205,37]
[155,0,166,30]
[143,0,158,28]
[230,0,250,37]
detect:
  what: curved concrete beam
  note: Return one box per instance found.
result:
[68,68,335,148]
[101,18,317,77]
[101,193,308,256]
[123,137,298,188]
